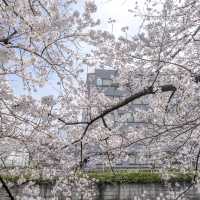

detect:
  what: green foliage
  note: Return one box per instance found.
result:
[87,170,194,184]
[0,170,194,185]
[0,174,55,184]
[88,170,161,184]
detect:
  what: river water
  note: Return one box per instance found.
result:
[96,183,200,200]
[1,183,200,199]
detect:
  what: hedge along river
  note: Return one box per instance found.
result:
[0,183,200,200]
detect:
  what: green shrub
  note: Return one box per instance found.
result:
[87,170,194,184]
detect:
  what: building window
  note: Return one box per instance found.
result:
[127,113,134,123]
[96,78,102,86]
[102,79,112,86]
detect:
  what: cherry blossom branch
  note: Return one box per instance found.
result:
[0,176,14,200]
[48,113,88,126]
[130,55,192,74]
[2,0,33,30]
[175,147,200,200]
[101,117,111,131]
[171,25,200,59]
[0,30,17,45]
[59,84,176,148]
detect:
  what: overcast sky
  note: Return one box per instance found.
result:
[95,0,142,37]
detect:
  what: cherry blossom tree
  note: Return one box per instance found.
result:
[64,0,200,173]
[0,0,99,199]
[69,0,200,194]
[1,0,200,199]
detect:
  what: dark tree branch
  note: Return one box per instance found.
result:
[175,147,200,200]
[0,30,17,45]
[28,0,36,16]
[130,55,192,74]
[90,84,176,125]
[61,84,176,149]
[48,113,89,125]
[171,25,200,59]
[105,146,115,174]
[165,89,176,112]
[2,0,32,30]
[0,176,14,200]
[102,117,111,131]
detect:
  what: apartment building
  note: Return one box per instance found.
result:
[83,69,155,170]
[85,69,149,126]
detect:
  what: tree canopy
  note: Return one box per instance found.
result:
[0,0,200,199]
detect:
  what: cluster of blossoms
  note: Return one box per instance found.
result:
[0,0,200,199]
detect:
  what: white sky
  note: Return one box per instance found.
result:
[95,0,142,37]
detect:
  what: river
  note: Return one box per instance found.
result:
[0,182,200,199]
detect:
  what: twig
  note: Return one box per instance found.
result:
[174,147,200,200]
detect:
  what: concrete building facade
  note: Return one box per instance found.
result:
[84,69,155,170]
